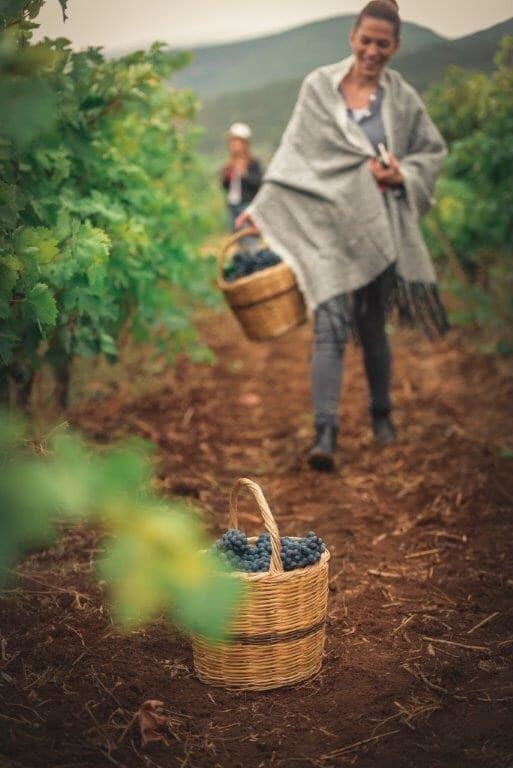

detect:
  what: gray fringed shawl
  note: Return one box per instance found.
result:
[247,56,447,315]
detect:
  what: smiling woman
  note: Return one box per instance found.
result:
[349,0,401,82]
[236,0,450,471]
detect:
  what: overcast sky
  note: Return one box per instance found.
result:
[34,0,513,50]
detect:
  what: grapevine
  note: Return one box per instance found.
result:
[0,4,219,408]
[424,37,513,352]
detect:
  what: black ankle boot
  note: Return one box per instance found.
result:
[371,410,396,445]
[308,424,338,472]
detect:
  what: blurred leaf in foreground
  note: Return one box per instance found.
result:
[0,412,244,639]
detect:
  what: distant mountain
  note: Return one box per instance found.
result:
[172,15,445,100]
[391,16,513,91]
[196,16,513,157]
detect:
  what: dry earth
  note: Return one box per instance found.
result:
[1,313,513,767]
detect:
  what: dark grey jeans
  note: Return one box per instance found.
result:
[311,268,394,429]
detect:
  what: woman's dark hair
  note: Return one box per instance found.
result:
[354,0,401,39]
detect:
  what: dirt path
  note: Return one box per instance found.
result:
[2,313,513,767]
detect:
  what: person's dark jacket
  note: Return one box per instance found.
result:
[221,159,263,204]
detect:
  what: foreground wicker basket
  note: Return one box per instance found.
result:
[191,478,330,691]
[217,230,307,341]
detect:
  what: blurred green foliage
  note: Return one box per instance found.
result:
[0,411,244,638]
[0,1,241,642]
[0,1,220,406]
[425,37,513,353]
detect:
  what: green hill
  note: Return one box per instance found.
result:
[392,16,513,91]
[172,15,444,99]
[197,16,513,158]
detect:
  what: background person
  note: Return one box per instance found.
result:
[220,122,263,232]
[236,0,449,471]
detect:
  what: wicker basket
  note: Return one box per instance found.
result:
[217,230,307,341]
[191,478,330,691]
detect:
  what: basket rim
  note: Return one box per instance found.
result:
[217,259,294,291]
[223,545,330,581]
[241,317,308,342]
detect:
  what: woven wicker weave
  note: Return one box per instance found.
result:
[217,230,307,341]
[191,478,330,691]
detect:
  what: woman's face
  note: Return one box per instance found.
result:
[350,16,400,79]
[228,137,249,157]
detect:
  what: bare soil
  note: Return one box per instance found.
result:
[1,313,513,768]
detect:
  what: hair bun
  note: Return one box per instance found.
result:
[355,0,401,37]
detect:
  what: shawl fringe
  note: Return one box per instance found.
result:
[391,276,451,339]
[347,265,450,343]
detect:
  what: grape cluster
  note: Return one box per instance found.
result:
[211,529,326,573]
[223,248,281,282]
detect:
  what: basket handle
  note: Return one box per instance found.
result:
[217,228,262,282]
[228,478,284,574]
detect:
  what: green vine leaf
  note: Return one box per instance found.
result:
[27,282,57,326]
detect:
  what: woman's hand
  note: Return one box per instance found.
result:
[234,210,260,236]
[231,157,249,176]
[368,153,404,187]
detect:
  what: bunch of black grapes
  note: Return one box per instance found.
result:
[223,248,281,282]
[211,529,326,573]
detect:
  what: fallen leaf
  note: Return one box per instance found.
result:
[138,699,169,747]
[238,392,262,407]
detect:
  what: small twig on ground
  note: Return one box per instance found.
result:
[422,636,489,652]
[404,548,440,559]
[84,701,119,763]
[116,712,138,746]
[393,699,441,729]
[64,623,86,647]
[176,740,194,768]
[90,665,125,710]
[328,567,345,585]
[130,740,166,768]
[13,571,91,608]
[392,614,415,635]
[476,695,513,703]
[432,530,468,543]
[402,664,451,695]
[429,587,458,606]
[368,569,402,579]
[418,672,450,696]
[69,650,88,671]
[0,712,31,726]
[320,729,400,759]
[467,612,500,635]
[370,711,403,735]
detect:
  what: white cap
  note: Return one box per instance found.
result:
[228,122,252,140]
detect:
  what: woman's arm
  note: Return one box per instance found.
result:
[234,210,259,235]
[243,159,263,195]
[220,165,232,190]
